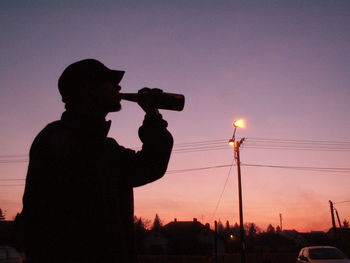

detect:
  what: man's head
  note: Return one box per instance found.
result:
[58,59,125,113]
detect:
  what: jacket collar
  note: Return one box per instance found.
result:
[61,110,111,137]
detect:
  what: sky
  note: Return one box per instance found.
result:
[1,0,350,232]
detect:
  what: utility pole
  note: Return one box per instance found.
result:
[334,207,344,247]
[228,120,246,263]
[329,200,337,242]
[235,138,246,263]
[335,208,342,229]
[280,213,283,232]
[214,220,218,263]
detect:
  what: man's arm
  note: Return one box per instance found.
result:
[111,112,173,187]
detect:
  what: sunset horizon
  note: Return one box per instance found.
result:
[1,0,350,239]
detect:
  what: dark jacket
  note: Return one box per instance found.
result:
[18,110,173,263]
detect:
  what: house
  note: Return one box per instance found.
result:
[162,218,214,255]
[142,218,225,255]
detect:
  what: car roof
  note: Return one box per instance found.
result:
[303,246,338,249]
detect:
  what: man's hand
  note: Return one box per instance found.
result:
[137,88,162,115]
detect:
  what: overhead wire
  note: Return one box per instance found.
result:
[1,137,350,186]
[210,158,235,221]
[0,179,25,181]
[1,137,350,162]
[0,184,24,187]
[0,164,234,183]
[166,164,232,174]
[1,162,350,186]
[334,200,350,205]
[244,137,350,152]
[248,137,350,144]
[242,163,350,173]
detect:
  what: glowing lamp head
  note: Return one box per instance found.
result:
[233,119,244,128]
[228,139,235,146]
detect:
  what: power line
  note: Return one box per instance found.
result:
[1,163,350,185]
[0,159,28,163]
[244,138,350,152]
[0,178,25,181]
[0,154,28,158]
[2,137,350,162]
[210,159,235,221]
[172,139,225,146]
[0,164,234,184]
[334,200,350,204]
[248,137,350,145]
[242,163,350,173]
[167,164,232,174]
[242,146,350,152]
[0,184,24,187]
[170,137,350,152]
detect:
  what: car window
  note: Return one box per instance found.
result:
[0,248,7,260]
[309,248,347,259]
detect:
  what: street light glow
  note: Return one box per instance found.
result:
[229,118,247,263]
[233,119,245,128]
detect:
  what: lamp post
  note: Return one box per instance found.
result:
[229,120,246,263]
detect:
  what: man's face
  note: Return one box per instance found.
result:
[91,80,122,113]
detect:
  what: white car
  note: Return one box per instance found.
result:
[297,246,350,263]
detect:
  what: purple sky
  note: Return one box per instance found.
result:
[1,0,350,231]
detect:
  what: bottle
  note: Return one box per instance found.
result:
[120,92,185,111]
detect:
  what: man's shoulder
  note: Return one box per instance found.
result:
[31,119,72,149]
[35,120,65,139]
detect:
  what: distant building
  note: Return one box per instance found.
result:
[142,218,225,255]
[162,218,214,255]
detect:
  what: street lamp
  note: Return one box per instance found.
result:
[228,119,246,263]
[233,119,245,128]
[229,120,245,144]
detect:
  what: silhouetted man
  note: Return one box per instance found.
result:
[17,59,173,263]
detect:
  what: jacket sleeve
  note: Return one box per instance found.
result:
[114,112,173,187]
[19,127,56,251]
[22,130,52,218]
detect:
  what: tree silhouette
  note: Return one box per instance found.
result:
[134,216,149,231]
[266,224,275,234]
[151,214,162,231]
[134,216,149,254]
[247,223,259,237]
[0,209,5,221]
[225,221,230,231]
[232,223,240,236]
[217,220,224,234]
[276,225,282,233]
